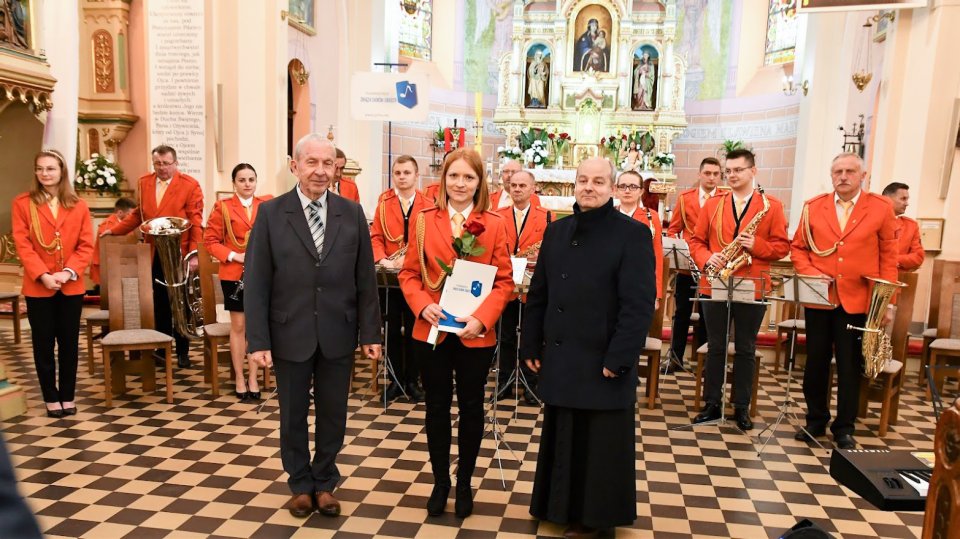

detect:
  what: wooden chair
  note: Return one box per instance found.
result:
[84,234,137,374]
[197,245,270,398]
[857,271,917,436]
[919,260,954,386]
[921,397,960,539]
[693,341,762,418]
[0,263,25,344]
[99,243,174,405]
[928,263,960,397]
[638,258,670,409]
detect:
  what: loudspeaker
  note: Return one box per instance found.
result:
[779,518,833,538]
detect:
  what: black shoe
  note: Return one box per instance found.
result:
[45,408,64,419]
[61,406,77,417]
[835,434,857,450]
[454,484,473,519]
[247,391,261,401]
[177,353,191,369]
[733,408,753,431]
[523,389,540,406]
[426,483,450,516]
[405,382,424,403]
[384,383,403,402]
[693,403,721,424]
[794,427,826,442]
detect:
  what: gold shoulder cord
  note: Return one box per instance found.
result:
[29,201,64,270]
[802,203,838,257]
[678,193,694,235]
[379,199,403,246]
[221,202,249,251]
[416,212,446,291]
[712,201,730,249]
[644,208,655,236]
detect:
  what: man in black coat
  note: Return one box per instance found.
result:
[246,134,382,518]
[521,157,656,535]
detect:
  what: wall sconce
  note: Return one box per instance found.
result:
[782,76,809,96]
[290,58,310,86]
[868,10,896,25]
[851,11,893,93]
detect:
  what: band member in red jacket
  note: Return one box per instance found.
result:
[90,197,136,286]
[333,148,360,203]
[204,163,272,401]
[12,150,94,417]
[616,171,663,307]
[881,182,924,271]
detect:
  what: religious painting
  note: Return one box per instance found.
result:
[631,45,659,111]
[764,0,798,65]
[524,44,550,108]
[873,10,891,42]
[571,4,613,73]
[399,0,432,60]
[287,0,316,36]
[0,0,30,50]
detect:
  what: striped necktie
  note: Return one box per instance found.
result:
[307,200,324,255]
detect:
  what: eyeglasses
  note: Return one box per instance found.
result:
[152,161,176,168]
[617,184,641,191]
[724,167,750,176]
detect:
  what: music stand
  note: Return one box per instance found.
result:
[662,238,700,375]
[497,280,543,415]
[755,274,834,456]
[372,265,408,409]
[671,274,767,433]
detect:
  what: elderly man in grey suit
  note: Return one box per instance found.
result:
[245,134,382,518]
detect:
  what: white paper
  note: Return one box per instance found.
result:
[782,275,833,306]
[510,257,528,285]
[663,237,691,270]
[427,259,498,345]
[709,278,757,303]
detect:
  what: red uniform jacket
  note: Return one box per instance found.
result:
[91,213,121,284]
[623,206,664,299]
[335,178,360,203]
[490,189,541,210]
[497,204,551,302]
[11,193,94,298]
[398,207,514,348]
[667,187,710,238]
[370,189,433,262]
[110,171,204,256]
[896,216,924,271]
[790,192,899,313]
[689,191,790,298]
[423,183,440,203]
[203,194,273,281]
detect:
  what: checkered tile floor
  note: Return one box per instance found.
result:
[0,316,934,538]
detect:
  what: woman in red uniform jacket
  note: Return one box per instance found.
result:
[398,148,513,519]
[203,164,272,401]
[12,150,94,418]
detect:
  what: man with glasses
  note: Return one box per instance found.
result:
[688,149,789,431]
[102,144,204,369]
[331,148,360,204]
[617,171,663,308]
[490,160,541,210]
[666,158,720,369]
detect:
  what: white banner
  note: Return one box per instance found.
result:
[350,72,431,122]
[147,0,205,177]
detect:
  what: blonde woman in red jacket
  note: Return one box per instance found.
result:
[12,150,94,418]
[204,164,272,401]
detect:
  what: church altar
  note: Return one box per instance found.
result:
[493,0,688,179]
[528,167,676,196]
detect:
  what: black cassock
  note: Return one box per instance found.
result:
[521,198,656,528]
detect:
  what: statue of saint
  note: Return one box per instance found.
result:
[633,52,656,111]
[526,50,548,108]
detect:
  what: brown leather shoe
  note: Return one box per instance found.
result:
[287,493,314,518]
[315,490,341,517]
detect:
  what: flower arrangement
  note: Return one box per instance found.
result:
[75,153,123,195]
[518,126,549,151]
[601,133,627,157]
[548,131,572,156]
[523,139,550,167]
[652,152,676,168]
[436,220,487,275]
[497,145,523,161]
[434,124,445,147]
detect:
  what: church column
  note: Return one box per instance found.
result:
[663,37,675,111]
[509,35,523,107]
[550,23,565,108]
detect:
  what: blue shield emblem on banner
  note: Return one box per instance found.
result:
[470,281,482,297]
[396,81,417,109]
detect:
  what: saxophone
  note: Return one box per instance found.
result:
[140,217,204,338]
[707,187,770,282]
[847,277,905,380]
[518,240,542,259]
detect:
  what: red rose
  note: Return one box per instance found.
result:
[600,137,606,144]
[548,133,555,139]
[560,133,569,139]
[622,134,627,140]
[463,220,485,237]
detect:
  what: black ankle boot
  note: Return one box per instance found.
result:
[454,484,473,518]
[426,483,450,516]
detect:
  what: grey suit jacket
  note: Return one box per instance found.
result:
[244,187,381,361]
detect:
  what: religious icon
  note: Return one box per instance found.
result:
[572,5,613,73]
[525,45,550,108]
[632,45,659,111]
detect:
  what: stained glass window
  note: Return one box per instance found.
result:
[764,0,798,65]
[399,0,433,61]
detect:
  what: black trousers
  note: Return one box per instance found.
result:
[670,272,708,361]
[802,307,866,436]
[700,300,766,410]
[416,338,492,486]
[497,299,538,391]
[378,287,417,386]
[152,256,189,358]
[275,347,353,495]
[25,293,83,404]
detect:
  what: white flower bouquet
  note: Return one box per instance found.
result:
[75,153,124,195]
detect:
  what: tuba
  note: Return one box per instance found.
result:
[140,217,204,338]
[846,277,905,380]
[707,186,770,282]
